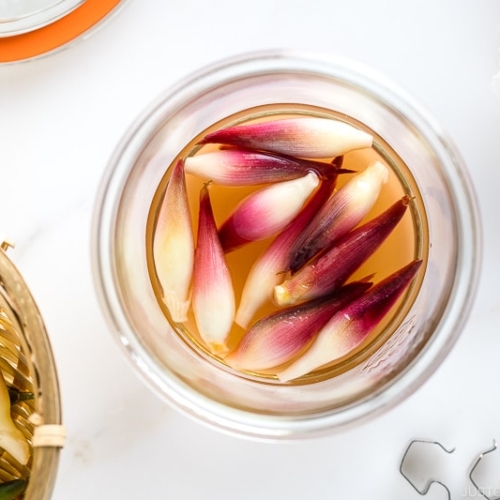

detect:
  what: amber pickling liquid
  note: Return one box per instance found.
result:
[146,104,428,382]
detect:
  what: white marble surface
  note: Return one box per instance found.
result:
[0,1,499,498]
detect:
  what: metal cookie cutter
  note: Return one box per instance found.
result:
[469,440,500,500]
[400,439,455,499]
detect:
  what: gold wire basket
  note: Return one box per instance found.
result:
[0,241,64,500]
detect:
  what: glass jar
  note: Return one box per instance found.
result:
[92,51,481,440]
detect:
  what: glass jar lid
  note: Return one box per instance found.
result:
[0,0,85,37]
[0,0,125,63]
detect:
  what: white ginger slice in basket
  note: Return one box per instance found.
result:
[0,371,30,465]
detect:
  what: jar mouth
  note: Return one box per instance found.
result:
[92,50,482,440]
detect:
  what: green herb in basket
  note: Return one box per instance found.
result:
[7,389,34,406]
[0,479,27,500]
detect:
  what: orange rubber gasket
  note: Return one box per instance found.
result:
[0,0,123,63]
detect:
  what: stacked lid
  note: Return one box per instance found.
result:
[0,0,124,63]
